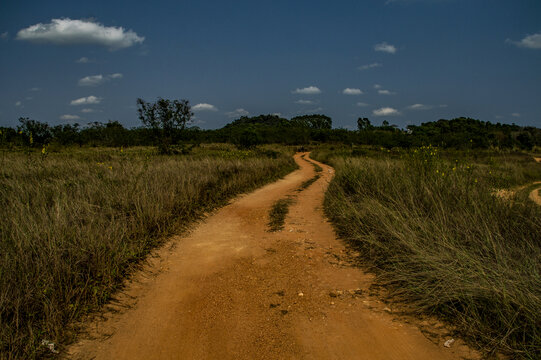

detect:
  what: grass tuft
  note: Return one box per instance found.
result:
[268,197,295,232]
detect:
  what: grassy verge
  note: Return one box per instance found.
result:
[314,146,541,358]
[268,197,295,232]
[0,145,296,359]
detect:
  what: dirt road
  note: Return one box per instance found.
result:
[67,153,477,360]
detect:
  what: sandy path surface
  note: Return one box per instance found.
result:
[66,153,477,360]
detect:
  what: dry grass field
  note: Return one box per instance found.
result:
[0,145,296,358]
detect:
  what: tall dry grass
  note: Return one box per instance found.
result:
[315,147,541,358]
[0,146,296,358]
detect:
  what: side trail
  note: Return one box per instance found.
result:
[66,153,478,360]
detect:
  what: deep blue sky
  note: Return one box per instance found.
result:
[1,0,540,129]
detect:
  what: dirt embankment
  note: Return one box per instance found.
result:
[65,153,478,360]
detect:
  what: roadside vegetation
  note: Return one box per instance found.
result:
[313,146,541,358]
[0,144,296,358]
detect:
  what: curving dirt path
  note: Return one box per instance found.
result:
[66,153,478,360]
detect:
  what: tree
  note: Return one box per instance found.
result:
[136,98,193,153]
[290,114,332,129]
[357,117,371,131]
[17,117,51,146]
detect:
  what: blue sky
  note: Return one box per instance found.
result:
[0,0,540,129]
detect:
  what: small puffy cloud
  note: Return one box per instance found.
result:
[78,73,123,86]
[16,18,144,50]
[356,102,370,107]
[408,103,431,110]
[81,108,101,113]
[507,32,541,49]
[60,114,81,120]
[373,107,400,116]
[226,108,250,118]
[70,95,101,106]
[76,56,92,63]
[374,42,397,54]
[374,84,382,89]
[343,88,363,95]
[511,113,521,117]
[292,86,321,95]
[407,103,448,110]
[192,103,217,112]
[358,62,382,70]
[295,100,314,105]
[15,101,22,107]
[378,89,395,95]
[78,74,104,86]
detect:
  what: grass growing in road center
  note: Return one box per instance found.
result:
[268,197,295,232]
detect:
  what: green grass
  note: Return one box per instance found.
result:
[0,145,296,359]
[297,174,320,191]
[314,146,541,359]
[268,197,295,232]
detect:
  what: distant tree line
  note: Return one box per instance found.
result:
[1,100,539,151]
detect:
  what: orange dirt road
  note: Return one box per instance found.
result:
[66,153,477,360]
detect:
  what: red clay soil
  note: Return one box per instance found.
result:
[65,153,478,360]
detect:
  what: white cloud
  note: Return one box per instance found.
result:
[70,95,101,106]
[378,89,395,95]
[407,103,448,110]
[358,62,382,70]
[511,113,521,117]
[292,86,321,95]
[15,101,22,107]
[295,100,314,105]
[192,103,217,112]
[78,73,123,86]
[76,56,92,63]
[373,107,401,116]
[16,18,144,50]
[408,103,431,110]
[226,108,249,118]
[81,108,101,113]
[507,32,541,49]
[374,42,397,54]
[374,84,383,89]
[343,88,363,95]
[78,74,104,86]
[356,102,370,107]
[60,114,81,120]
